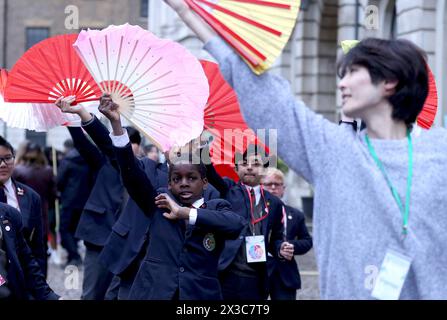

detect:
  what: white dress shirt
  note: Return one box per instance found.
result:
[2,178,20,211]
[245,185,261,205]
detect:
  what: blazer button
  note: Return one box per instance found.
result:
[179,267,185,273]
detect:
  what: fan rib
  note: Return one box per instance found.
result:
[186,0,261,65]
[122,46,153,90]
[126,55,161,91]
[105,34,111,94]
[136,83,179,96]
[112,36,125,95]
[133,94,180,102]
[194,0,282,36]
[36,47,69,97]
[227,0,290,9]
[193,0,267,60]
[88,38,107,92]
[115,39,139,95]
[130,66,171,95]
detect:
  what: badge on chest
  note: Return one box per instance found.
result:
[203,233,216,251]
[245,235,266,263]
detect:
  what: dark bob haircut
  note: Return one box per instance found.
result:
[337,38,429,126]
[0,135,15,156]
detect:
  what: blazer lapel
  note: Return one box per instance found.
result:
[1,219,19,266]
[12,181,27,212]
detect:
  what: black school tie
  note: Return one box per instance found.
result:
[0,186,6,204]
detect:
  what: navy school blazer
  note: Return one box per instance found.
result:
[0,203,58,300]
[97,121,220,277]
[204,163,284,284]
[114,143,246,300]
[68,122,125,247]
[267,205,312,290]
[12,181,46,275]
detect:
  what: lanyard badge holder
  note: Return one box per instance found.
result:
[244,185,269,263]
[365,129,414,300]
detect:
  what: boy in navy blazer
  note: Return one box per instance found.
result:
[202,144,287,300]
[0,203,58,300]
[262,168,312,300]
[0,136,47,276]
[99,97,246,300]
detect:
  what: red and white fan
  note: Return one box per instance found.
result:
[4,34,102,104]
[73,24,209,151]
[0,68,99,131]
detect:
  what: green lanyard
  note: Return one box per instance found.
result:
[365,129,413,236]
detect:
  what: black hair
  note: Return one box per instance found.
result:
[168,152,207,180]
[0,135,15,156]
[337,38,429,126]
[143,144,158,154]
[63,139,74,150]
[125,127,141,145]
[234,144,270,168]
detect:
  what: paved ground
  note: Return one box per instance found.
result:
[47,228,320,300]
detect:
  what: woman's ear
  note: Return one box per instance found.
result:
[384,79,399,96]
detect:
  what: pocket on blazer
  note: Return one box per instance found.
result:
[144,256,163,263]
[84,203,107,215]
[111,221,130,237]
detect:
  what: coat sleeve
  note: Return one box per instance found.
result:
[204,37,352,185]
[67,126,105,172]
[195,200,246,239]
[29,193,47,274]
[82,116,120,170]
[289,208,313,255]
[14,211,59,300]
[115,143,157,215]
[56,159,69,192]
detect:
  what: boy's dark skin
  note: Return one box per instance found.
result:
[155,162,208,219]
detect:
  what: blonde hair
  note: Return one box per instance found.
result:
[263,167,285,182]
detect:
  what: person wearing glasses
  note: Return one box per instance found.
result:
[262,168,312,300]
[0,136,47,277]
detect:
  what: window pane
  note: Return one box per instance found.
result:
[141,0,148,17]
[26,27,49,50]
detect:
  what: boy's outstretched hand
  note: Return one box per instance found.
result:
[98,93,120,122]
[55,95,79,113]
[155,193,191,221]
[55,95,93,122]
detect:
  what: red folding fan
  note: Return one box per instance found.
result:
[4,34,101,104]
[0,69,7,95]
[417,66,438,129]
[200,60,269,180]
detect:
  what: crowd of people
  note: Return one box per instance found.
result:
[1,0,446,301]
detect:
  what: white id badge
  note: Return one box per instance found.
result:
[371,248,412,300]
[245,235,267,263]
